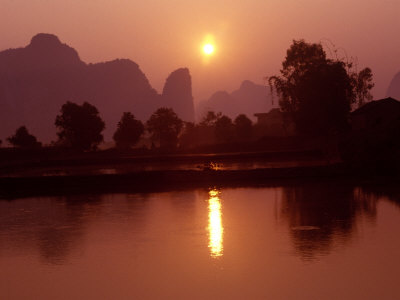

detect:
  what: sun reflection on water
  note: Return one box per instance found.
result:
[208,188,224,258]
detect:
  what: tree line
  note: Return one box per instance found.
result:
[268,39,373,136]
[3,39,375,152]
[4,102,254,151]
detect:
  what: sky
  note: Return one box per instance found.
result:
[1,0,399,102]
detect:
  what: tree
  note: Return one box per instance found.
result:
[7,126,41,149]
[146,108,183,149]
[179,122,198,149]
[113,112,144,149]
[234,114,253,141]
[215,115,234,143]
[268,40,374,136]
[199,111,222,127]
[352,67,374,108]
[55,101,105,150]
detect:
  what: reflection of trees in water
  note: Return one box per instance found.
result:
[0,195,104,264]
[357,184,400,208]
[0,193,151,265]
[37,194,103,264]
[281,183,377,261]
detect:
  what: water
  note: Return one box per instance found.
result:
[0,154,330,177]
[1,183,400,299]
[3,159,329,177]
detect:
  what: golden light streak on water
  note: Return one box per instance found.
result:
[208,188,224,258]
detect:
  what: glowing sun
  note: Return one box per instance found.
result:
[203,43,215,55]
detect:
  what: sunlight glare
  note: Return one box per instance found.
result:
[203,43,215,55]
[201,34,217,61]
[208,188,224,258]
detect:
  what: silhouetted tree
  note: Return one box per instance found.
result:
[113,112,144,149]
[147,108,183,149]
[199,111,222,127]
[234,114,252,141]
[55,101,105,151]
[215,115,234,143]
[179,122,198,149]
[268,40,374,136]
[7,126,41,149]
[353,67,374,108]
[198,111,221,145]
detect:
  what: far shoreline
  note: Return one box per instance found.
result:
[1,163,398,199]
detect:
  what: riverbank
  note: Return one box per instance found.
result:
[1,163,398,199]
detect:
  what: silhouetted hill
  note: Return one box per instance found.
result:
[387,71,400,99]
[0,33,194,143]
[0,34,84,72]
[84,59,160,136]
[162,68,194,122]
[197,80,273,120]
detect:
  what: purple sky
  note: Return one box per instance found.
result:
[1,0,399,101]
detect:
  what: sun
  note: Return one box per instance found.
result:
[203,43,215,55]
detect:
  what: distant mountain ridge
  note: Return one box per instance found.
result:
[197,80,274,121]
[0,33,194,142]
[387,71,400,100]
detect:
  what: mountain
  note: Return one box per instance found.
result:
[387,72,400,100]
[162,68,195,122]
[197,80,274,121]
[0,33,194,143]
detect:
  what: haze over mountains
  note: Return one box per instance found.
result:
[387,72,400,100]
[0,33,194,142]
[197,80,274,121]
[1,33,399,144]
[0,33,278,144]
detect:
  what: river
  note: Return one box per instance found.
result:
[1,182,400,299]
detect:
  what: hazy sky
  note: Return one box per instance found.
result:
[1,0,399,102]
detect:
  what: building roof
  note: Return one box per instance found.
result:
[351,97,400,116]
[254,113,269,117]
[254,108,281,118]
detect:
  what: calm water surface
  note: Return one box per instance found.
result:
[1,183,400,299]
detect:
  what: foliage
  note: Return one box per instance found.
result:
[234,114,253,140]
[7,126,41,148]
[215,115,234,142]
[199,111,222,127]
[55,101,105,150]
[352,67,374,108]
[146,107,183,149]
[180,113,255,147]
[179,122,198,149]
[268,40,374,135]
[113,112,144,149]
